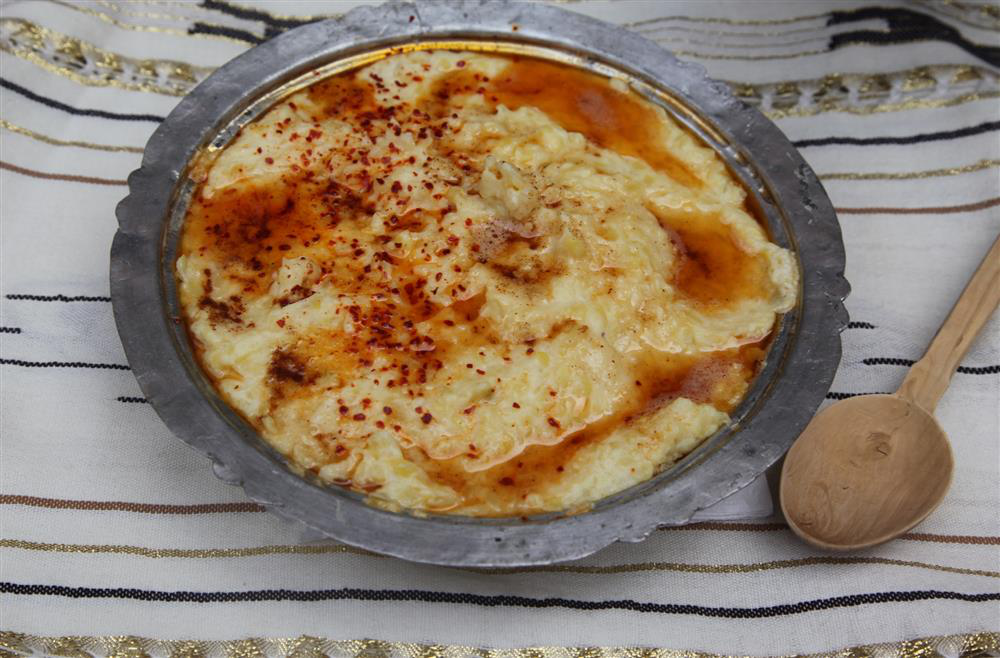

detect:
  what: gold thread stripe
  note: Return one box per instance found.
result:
[645,34,829,50]
[4,497,999,546]
[836,196,1000,215]
[0,631,995,658]
[3,538,997,579]
[670,521,1000,545]
[1,119,144,153]
[0,160,127,186]
[625,11,829,28]
[632,21,856,38]
[44,0,194,37]
[764,89,1000,119]
[0,494,265,513]
[94,0,182,22]
[819,159,1000,180]
[0,538,375,559]
[42,0,261,45]
[671,47,830,61]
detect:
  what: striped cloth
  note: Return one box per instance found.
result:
[1,1,998,655]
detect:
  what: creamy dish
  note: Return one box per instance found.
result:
[177,50,798,516]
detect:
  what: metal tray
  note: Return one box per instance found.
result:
[110,0,849,567]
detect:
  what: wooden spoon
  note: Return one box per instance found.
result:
[780,234,1000,551]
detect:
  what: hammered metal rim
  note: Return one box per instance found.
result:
[110,0,849,567]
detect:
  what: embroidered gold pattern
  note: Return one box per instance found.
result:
[1,119,145,153]
[0,633,997,658]
[0,18,213,96]
[105,637,151,658]
[2,14,997,123]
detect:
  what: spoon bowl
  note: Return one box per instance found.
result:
[780,234,999,551]
[780,394,953,550]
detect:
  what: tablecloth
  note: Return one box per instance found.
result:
[1,0,998,655]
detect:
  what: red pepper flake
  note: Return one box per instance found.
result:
[476,369,485,375]
[547,417,560,428]
[338,405,349,415]
[512,402,520,409]
[383,406,393,415]
[421,412,433,424]
[463,406,476,414]
[499,476,514,486]
[276,318,286,327]
[264,157,274,165]
[353,413,366,421]
[456,60,466,68]
[375,420,385,429]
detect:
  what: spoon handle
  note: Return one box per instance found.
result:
[897,234,1000,412]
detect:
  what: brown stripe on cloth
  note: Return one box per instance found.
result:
[836,196,1000,215]
[0,161,127,186]
[0,494,266,514]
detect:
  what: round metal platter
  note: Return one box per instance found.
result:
[111,0,849,567]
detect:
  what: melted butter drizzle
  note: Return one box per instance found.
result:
[407,340,768,516]
[428,58,703,189]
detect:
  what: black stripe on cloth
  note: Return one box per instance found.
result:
[1,583,996,615]
[828,7,1000,66]
[117,396,149,404]
[847,321,876,329]
[0,78,164,123]
[826,391,892,400]
[794,121,1000,148]
[5,294,110,302]
[0,327,22,334]
[188,22,264,44]
[862,357,999,375]
[0,359,130,370]
[199,0,311,29]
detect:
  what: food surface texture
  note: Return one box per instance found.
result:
[176,50,798,516]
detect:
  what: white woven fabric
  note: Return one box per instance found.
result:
[1,0,998,654]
